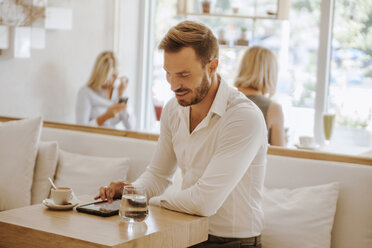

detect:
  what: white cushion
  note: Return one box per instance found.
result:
[266,155,372,248]
[262,182,340,248]
[54,150,131,196]
[31,141,59,204]
[0,117,43,210]
[41,127,157,182]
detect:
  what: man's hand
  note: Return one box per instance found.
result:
[94,181,130,203]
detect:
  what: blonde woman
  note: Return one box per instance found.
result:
[235,46,285,146]
[75,51,132,129]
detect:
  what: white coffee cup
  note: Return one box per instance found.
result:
[51,187,72,205]
[299,136,316,147]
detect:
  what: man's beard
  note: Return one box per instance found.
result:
[177,73,211,107]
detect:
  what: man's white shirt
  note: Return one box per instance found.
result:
[133,79,267,238]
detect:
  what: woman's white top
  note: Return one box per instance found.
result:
[75,85,132,129]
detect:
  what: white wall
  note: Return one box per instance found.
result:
[0,0,116,124]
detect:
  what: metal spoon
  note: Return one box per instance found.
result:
[48,177,57,190]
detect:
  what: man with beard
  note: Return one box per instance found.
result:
[96,21,267,248]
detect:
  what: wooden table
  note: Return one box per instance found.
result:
[0,196,208,248]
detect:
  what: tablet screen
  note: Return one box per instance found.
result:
[88,200,121,211]
[77,199,121,216]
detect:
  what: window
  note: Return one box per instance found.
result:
[145,0,372,150]
[328,0,372,147]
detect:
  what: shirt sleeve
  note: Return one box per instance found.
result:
[132,102,178,199]
[75,87,92,125]
[158,107,267,216]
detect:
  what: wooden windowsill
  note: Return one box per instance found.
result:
[1,116,371,166]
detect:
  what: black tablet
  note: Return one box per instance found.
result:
[76,199,121,217]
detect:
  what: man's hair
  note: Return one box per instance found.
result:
[87,51,117,91]
[158,21,219,67]
[234,46,278,97]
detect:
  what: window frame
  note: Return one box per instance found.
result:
[314,0,335,144]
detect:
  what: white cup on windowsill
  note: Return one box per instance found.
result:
[298,136,317,148]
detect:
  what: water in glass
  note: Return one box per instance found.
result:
[119,186,148,223]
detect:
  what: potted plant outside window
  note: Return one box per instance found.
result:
[218,29,228,45]
[201,0,211,14]
[235,27,249,46]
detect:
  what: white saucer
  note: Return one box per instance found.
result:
[295,144,320,150]
[42,198,79,210]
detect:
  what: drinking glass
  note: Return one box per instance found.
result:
[323,113,336,146]
[119,186,148,223]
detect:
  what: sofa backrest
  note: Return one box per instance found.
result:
[41,127,157,182]
[266,155,372,248]
[40,125,372,248]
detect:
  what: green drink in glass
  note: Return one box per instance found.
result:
[323,114,335,143]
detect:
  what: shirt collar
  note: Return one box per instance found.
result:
[177,75,229,133]
[209,75,229,118]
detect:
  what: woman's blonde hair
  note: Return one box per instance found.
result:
[234,46,278,97]
[87,51,117,91]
